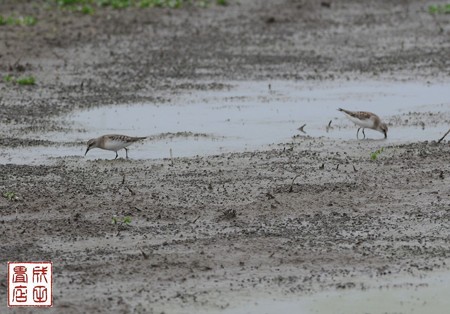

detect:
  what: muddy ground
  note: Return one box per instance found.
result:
[1,0,450,313]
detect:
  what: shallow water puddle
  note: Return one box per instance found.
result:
[219,271,450,314]
[3,80,450,164]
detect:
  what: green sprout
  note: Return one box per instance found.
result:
[112,215,132,225]
[3,191,18,201]
[370,147,385,161]
[110,0,132,9]
[80,5,95,14]
[138,0,152,7]
[428,4,450,14]
[0,15,37,26]
[3,75,14,83]
[3,75,36,85]
[55,0,224,11]
[20,16,38,26]
[138,0,183,8]
[16,76,36,85]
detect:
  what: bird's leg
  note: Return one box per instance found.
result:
[115,151,118,159]
[357,128,361,139]
[125,148,129,159]
[362,128,366,139]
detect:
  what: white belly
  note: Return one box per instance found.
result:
[347,116,375,129]
[103,140,130,151]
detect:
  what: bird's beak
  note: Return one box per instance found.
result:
[384,131,387,139]
[85,147,90,156]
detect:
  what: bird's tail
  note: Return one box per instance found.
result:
[132,136,148,142]
[337,108,352,115]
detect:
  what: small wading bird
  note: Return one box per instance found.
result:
[338,108,388,139]
[85,134,147,159]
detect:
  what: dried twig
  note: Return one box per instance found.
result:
[218,209,236,221]
[266,192,275,199]
[140,248,149,260]
[10,57,22,71]
[126,186,135,195]
[438,128,450,143]
[297,124,307,134]
[289,174,301,193]
[326,120,333,133]
[169,148,174,166]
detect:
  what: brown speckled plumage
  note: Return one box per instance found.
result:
[338,108,388,139]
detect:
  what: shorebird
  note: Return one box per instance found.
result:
[85,134,147,159]
[338,108,388,139]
